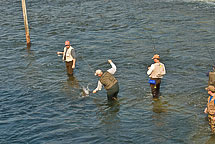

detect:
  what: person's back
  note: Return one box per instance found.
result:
[100,71,118,90]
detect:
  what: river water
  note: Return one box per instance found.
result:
[1,0,215,143]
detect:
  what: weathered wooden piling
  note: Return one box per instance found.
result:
[22,0,31,46]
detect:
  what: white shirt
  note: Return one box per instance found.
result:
[147,62,166,78]
[147,64,155,76]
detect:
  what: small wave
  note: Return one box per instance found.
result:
[183,0,215,5]
[156,0,215,4]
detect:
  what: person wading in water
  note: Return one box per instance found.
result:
[57,40,76,76]
[147,54,166,99]
[93,60,119,101]
[204,85,215,133]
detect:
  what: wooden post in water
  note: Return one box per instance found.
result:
[22,0,31,46]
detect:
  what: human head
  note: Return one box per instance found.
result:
[206,85,215,93]
[65,40,70,48]
[152,54,160,62]
[95,69,103,77]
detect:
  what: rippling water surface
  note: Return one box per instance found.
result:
[0,0,215,143]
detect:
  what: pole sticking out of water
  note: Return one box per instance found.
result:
[22,0,31,47]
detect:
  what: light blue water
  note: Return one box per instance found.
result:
[0,0,215,143]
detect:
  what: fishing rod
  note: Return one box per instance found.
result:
[149,32,157,54]
[78,53,95,74]
[206,47,215,71]
[71,51,93,95]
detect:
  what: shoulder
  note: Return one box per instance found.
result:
[63,47,67,51]
[151,63,155,66]
[103,71,108,75]
[160,62,165,66]
[149,63,155,69]
[158,62,165,67]
[101,72,109,77]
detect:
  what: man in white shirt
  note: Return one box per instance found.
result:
[93,60,119,101]
[147,54,166,98]
[57,40,76,76]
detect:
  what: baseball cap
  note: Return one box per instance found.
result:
[95,69,102,76]
[205,85,215,92]
[152,54,160,59]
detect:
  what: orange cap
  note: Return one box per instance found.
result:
[65,40,70,46]
[152,54,160,59]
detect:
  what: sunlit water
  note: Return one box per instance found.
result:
[0,0,215,143]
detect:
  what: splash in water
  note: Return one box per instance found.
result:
[81,84,91,97]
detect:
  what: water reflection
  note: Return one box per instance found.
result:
[25,46,34,69]
[152,98,168,114]
[63,75,92,97]
[151,98,168,127]
[94,99,120,141]
[26,44,31,51]
[62,75,80,96]
[206,135,215,144]
[94,99,120,125]
[67,75,80,89]
[26,45,31,54]
[151,98,169,137]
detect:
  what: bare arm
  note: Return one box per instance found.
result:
[72,59,76,69]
